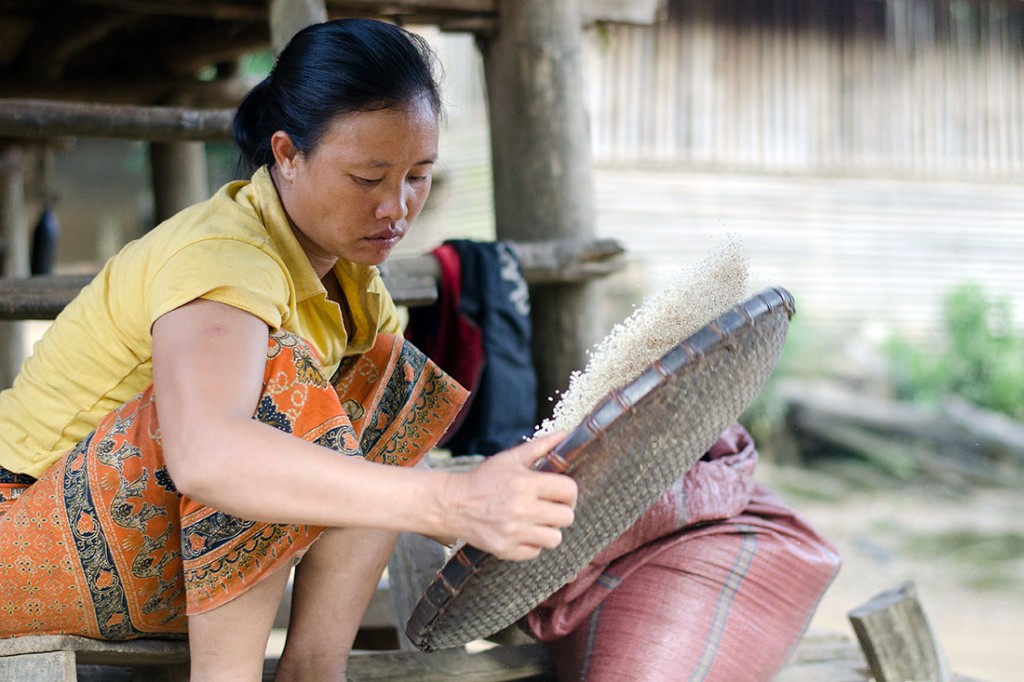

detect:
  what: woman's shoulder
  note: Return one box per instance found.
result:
[153,177,273,248]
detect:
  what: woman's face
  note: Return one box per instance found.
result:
[271,100,439,270]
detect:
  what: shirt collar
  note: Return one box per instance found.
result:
[251,165,325,302]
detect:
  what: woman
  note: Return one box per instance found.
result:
[0,19,576,681]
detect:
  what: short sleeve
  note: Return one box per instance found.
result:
[147,238,292,329]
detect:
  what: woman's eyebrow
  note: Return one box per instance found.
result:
[359,157,437,169]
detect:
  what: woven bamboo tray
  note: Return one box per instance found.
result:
[407,287,796,651]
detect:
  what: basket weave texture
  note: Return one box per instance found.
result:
[406,287,795,651]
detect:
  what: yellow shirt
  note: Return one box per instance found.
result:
[0,166,401,478]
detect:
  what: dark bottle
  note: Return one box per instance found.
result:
[31,207,60,276]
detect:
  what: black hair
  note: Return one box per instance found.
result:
[233,19,443,173]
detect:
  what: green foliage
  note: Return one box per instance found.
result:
[886,283,1024,419]
[240,50,275,78]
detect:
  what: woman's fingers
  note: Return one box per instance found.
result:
[535,469,578,509]
[444,434,581,561]
[508,430,568,467]
[500,430,578,508]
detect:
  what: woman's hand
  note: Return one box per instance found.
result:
[440,432,578,561]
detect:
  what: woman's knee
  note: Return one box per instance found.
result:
[255,331,361,455]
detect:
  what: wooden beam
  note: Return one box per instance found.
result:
[67,0,667,25]
[70,0,498,21]
[511,238,625,285]
[581,0,668,25]
[0,99,235,142]
[0,274,92,321]
[0,240,624,320]
[0,273,430,321]
[848,581,951,682]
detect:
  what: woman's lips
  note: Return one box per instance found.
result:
[364,230,403,254]
[366,227,403,242]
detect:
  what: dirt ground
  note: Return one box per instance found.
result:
[757,460,1024,682]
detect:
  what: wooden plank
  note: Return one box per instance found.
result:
[848,581,951,682]
[0,651,77,682]
[0,635,188,666]
[263,643,554,681]
[774,629,869,682]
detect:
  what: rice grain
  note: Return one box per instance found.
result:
[535,237,750,437]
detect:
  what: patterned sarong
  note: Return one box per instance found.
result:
[0,331,466,639]
[525,424,841,681]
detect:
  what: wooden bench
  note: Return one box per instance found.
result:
[0,635,188,682]
[0,581,987,681]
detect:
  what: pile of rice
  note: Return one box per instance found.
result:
[534,237,750,437]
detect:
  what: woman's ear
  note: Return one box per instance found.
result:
[270,131,299,180]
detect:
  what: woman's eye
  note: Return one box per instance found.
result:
[353,175,383,186]
[409,174,429,184]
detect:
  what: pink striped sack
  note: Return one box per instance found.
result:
[525,423,841,681]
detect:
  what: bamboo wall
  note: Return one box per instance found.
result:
[585,0,1024,179]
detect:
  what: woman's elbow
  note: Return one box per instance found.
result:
[161,433,220,501]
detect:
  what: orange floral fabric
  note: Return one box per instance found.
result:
[0,331,466,639]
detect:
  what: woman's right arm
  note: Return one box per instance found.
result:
[152,298,576,561]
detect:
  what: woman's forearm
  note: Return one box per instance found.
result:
[151,300,576,560]
[165,415,452,537]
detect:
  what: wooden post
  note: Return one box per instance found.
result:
[478,0,601,414]
[269,0,327,53]
[0,146,29,388]
[149,141,209,225]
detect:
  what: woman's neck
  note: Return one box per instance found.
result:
[270,165,338,280]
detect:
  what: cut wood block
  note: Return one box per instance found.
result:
[848,581,951,682]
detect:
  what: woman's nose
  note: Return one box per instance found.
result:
[374,185,409,223]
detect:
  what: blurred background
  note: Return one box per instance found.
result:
[3,1,1022,679]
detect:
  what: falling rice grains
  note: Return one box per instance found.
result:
[534,237,750,437]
